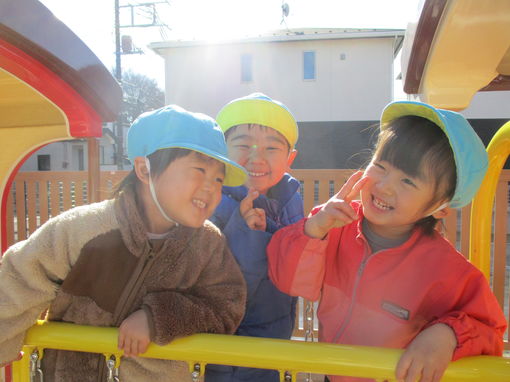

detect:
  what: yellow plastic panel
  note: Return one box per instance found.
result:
[470,121,510,277]
[0,68,66,128]
[0,69,72,247]
[420,0,510,110]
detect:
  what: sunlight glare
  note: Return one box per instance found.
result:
[168,0,281,42]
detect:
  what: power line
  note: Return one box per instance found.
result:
[113,0,171,169]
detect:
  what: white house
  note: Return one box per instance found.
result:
[19,127,119,172]
[150,27,510,169]
[150,28,405,169]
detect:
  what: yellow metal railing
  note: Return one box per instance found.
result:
[7,127,510,382]
[11,321,510,381]
[470,121,510,278]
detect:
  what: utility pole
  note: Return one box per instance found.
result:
[113,0,170,170]
[114,0,124,169]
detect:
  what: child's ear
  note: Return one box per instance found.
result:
[432,205,450,219]
[133,157,151,185]
[287,149,298,169]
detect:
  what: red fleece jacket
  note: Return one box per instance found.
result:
[267,201,506,382]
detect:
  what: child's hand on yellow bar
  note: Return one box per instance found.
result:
[118,309,151,357]
[396,323,457,382]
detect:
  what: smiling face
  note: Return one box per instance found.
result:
[146,151,225,230]
[226,124,296,194]
[361,159,444,239]
[360,115,457,238]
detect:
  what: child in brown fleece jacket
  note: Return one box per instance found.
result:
[0,105,248,381]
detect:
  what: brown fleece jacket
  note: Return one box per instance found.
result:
[0,186,246,381]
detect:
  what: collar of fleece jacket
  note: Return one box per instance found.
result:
[113,185,197,257]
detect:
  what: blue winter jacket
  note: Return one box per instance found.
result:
[205,173,304,382]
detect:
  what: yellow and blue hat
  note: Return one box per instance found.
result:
[381,101,488,208]
[127,105,247,187]
[216,92,299,148]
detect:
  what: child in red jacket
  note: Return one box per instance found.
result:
[267,101,507,382]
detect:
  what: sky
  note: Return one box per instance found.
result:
[38,0,422,89]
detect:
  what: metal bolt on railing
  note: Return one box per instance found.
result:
[190,362,202,382]
[29,350,43,382]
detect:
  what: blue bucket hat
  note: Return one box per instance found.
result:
[216,92,299,148]
[381,101,488,208]
[127,105,247,187]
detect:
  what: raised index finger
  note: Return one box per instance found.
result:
[345,175,371,203]
[335,171,366,202]
[239,188,259,215]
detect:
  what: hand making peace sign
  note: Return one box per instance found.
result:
[304,171,370,239]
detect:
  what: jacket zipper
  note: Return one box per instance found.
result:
[96,231,196,382]
[332,248,369,343]
[97,245,156,382]
[113,248,157,325]
[332,238,385,344]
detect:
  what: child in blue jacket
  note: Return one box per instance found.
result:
[205,93,304,382]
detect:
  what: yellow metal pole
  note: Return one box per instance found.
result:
[470,121,510,278]
[11,321,510,381]
[11,347,33,382]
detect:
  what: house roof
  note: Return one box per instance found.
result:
[149,28,405,57]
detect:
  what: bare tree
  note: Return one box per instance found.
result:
[119,69,165,125]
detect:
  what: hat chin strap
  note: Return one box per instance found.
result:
[428,202,449,216]
[145,157,179,226]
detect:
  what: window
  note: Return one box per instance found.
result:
[73,146,85,171]
[303,51,316,80]
[77,147,84,171]
[241,53,253,82]
[37,155,50,171]
[100,145,106,165]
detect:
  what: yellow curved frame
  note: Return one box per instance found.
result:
[0,68,70,181]
[470,121,510,278]
[11,321,510,382]
[0,68,72,251]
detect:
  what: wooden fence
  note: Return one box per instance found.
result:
[4,170,510,348]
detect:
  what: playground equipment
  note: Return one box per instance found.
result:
[401,0,510,279]
[0,1,120,380]
[2,0,510,380]
[0,0,122,254]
